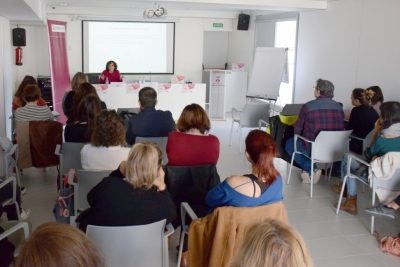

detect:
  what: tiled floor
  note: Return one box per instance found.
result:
[12,119,400,266]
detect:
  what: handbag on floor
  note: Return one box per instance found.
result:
[53,171,75,224]
[374,231,400,256]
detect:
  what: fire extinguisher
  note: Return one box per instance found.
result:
[16,46,23,66]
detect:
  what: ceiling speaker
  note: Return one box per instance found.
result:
[237,14,250,31]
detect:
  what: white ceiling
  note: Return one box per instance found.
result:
[0,0,330,25]
[43,0,329,11]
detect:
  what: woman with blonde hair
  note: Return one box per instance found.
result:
[15,222,105,267]
[81,109,130,170]
[232,219,313,267]
[62,72,88,118]
[77,141,176,232]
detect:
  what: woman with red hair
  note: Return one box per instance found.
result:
[206,129,283,213]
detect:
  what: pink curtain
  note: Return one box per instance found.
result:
[47,20,71,125]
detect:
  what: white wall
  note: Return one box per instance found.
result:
[295,0,400,109]
[0,16,14,138]
[20,16,206,84]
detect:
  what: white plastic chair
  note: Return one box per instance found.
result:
[135,136,168,164]
[87,219,174,267]
[67,169,111,215]
[0,221,29,257]
[1,177,20,220]
[55,142,87,189]
[177,203,198,267]
[287,130,352,198]
[0,136,21,186]
[349,129,374,156]
[336,153,400,234]
[229,102,270,152]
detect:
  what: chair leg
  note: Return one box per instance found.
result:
[177,229,186,267]
[229,120,234,146]
[328,162,333,182]
[371,185,376,235]
[362,183,365,193]
[336,176,348,214]
[310,162,314,198]
[287,152,296,185]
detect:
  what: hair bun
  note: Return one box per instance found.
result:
[365,90,375,99]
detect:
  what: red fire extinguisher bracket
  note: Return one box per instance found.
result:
[16,46,23,66]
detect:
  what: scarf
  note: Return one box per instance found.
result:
[381,122,400,137]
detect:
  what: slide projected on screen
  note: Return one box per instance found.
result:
[83,21,175,74]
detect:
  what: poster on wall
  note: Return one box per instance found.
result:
[158,83,171,93]
[47,20,71,124]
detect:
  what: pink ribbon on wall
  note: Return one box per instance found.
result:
[47,20,71,125]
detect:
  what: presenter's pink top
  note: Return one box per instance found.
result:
[166,131,220,166]
[99,70,122,84]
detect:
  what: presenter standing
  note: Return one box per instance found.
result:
[99,60,123,84]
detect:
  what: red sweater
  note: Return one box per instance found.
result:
[166,131,220,166]
[99,70,122,84]
[12,97,47,110]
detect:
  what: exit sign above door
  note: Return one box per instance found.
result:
[213,23,223,28]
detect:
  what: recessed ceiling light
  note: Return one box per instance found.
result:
[127,5,134,7]
[190,7,196,10]
[60,3,67,5]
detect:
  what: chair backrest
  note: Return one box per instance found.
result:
[59,142,86,176]
[313,130,352,162]
[373,168,400,190]
[76,170,111,212]
[363,129,374,151]
[135,136,168,164]
[241,102,270,127]
[281,104,303,116]
[87,219,167,267]
[188,202,287,267]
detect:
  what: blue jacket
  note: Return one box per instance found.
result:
[126,107,175,145]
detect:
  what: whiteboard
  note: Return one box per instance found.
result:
[247,47,287,100]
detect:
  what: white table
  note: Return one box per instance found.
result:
[94,83,206,120]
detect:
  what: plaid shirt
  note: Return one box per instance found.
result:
[294,96,344,152]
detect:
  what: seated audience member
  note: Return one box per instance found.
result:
[366,85,384,114]
[332,101,400,214]
[62,72,87,118]
[166,103,219,166]
[0,182,30,220]
[206,130,283,213]
[126,87,175,145]
[81,110,130,170]
[12,75,46,110]
[15,222,105,267]
[232,219,313,267]
[67,82,107,124]
[14,85,54,122]
[64,94,102,143]
[365,194,400,220]
[285,79,344,184]
[77,142,176,232]
[346,88,379,154]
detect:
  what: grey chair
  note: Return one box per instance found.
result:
[55,142,87,189]
[67,169,111,215]
[287,130,352,198]
[281,103,303,116]
[135,136,169,165]
[0,136,21,186]
[1,177,20,220]
[229,102,270,152]
[349,129,374,156]
[87,219,174,267]
[336,153,400,234]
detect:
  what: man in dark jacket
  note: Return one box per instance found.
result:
[126,87,175,145]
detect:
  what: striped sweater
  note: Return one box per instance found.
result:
[15,104,54,122]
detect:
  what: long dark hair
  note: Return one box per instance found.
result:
[245,130,280,186]
[75,94,102,141]
[352,88,369,106]
[70,82,99,122]
[380,101,400,130]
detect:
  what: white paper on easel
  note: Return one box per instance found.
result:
[281,52,289,84]
[247,47,287,100]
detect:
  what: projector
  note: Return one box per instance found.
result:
[143,6,167,18]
